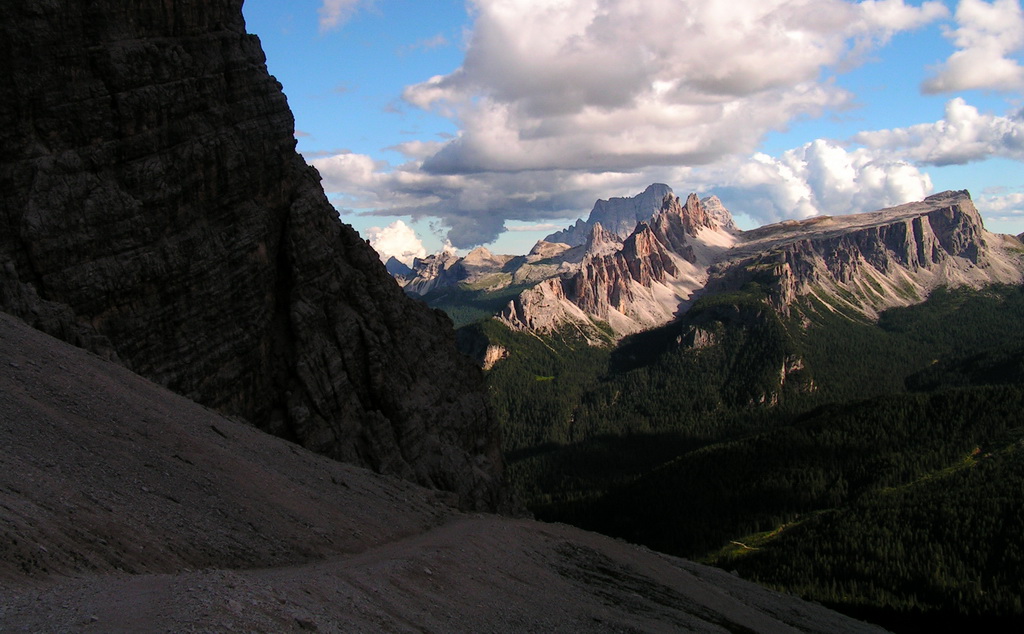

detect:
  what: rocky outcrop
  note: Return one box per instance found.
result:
[701,194,739,233]
[461,246,515,274]
[500,278,592,334]
[709,191,1023,318]
[527,240,572,260]
[402,250,467,295]
[401,247,518,297]
[480,344,510,371]
[499,190,1022,339]
[545,183,675,246]
[0,1,503,509]
[501,192,737,336]
[394,190,740,338]
[384,256,413,278]
[582,222,623,257]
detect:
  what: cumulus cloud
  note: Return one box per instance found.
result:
[318,0,372,33]
[508,223,566,232]
[312,151,386,189]
[853,98,1024,165]
[365,220,428,265]
[311,140,934,246]
[313,0,955,247]
[696,140,934,224]
[311,149,664,246]
[976,189,1024,220]
[923,0,1024,93]
[313,98,1024,246]
[403,0,945,175]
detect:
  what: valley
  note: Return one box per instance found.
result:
[402,186,1024,630]
[3,0,1023,631]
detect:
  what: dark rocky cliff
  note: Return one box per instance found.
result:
[0,1,503,509]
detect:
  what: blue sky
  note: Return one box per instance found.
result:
[243,0,1024,262]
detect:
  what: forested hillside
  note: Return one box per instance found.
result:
[467,283,1024,631]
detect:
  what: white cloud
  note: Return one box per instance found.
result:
[312,148,664,246]
[311,140,935,247]
[313,100,1024,247]
[399,33,450,55]
[386,140,449,160]
[697,141,934,224]
[858,0,951,33]
[923,0,1024,93]
[853,98,1024,165]
[403,0,945,175]
[318,0,371,33]
[365,220,428,265]
[976,189,1024,220]
[312,1,961,247]
[312,151,385,189]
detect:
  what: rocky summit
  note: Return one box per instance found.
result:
[0,0,502,510]
[400,185,1023,342]
[500,191,740,337]
[544,183,675,246]
[707,190,1024,318]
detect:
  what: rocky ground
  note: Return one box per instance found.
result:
[0,312,885,632]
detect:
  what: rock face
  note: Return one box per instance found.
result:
[709,190,1023,318]
[389,186,1020,344]
[384,256,413,278]
[402,250,467,295]
[499,190,1022,338]
[501,192,738,336]
[701,194,738,232]
[545,183,675,246]
[400,246,518,297]
[0,1,503,509]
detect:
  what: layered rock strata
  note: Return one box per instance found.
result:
[401,250,467,295]
[0,1,503,509]
[501,190,1022,338]
[501,192,737,336]
[708,190,1023,318]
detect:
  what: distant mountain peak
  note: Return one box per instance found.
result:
[500,190,1023,339]
[700,195,738,233]
[544,183,675,246]
[583,221,623,257]
[384,256,413,278]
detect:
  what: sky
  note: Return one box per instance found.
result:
[242,0,1024,263]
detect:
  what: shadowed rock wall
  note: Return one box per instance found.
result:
[0,0,503,510]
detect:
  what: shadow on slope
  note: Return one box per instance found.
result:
[0,311,883,632]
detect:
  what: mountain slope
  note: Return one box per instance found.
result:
[487,280,1024,629]
[545,183,675,246]
[405,189,1021,347]
[0,311,883,633]
[504,190,1021,339]
[706,190,1023,319]
[0,0,502,508]
[500,192,739,336]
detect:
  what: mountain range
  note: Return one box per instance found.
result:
[440,184,1024,628]
[397,185,1022,341]
[0,1,894,631]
